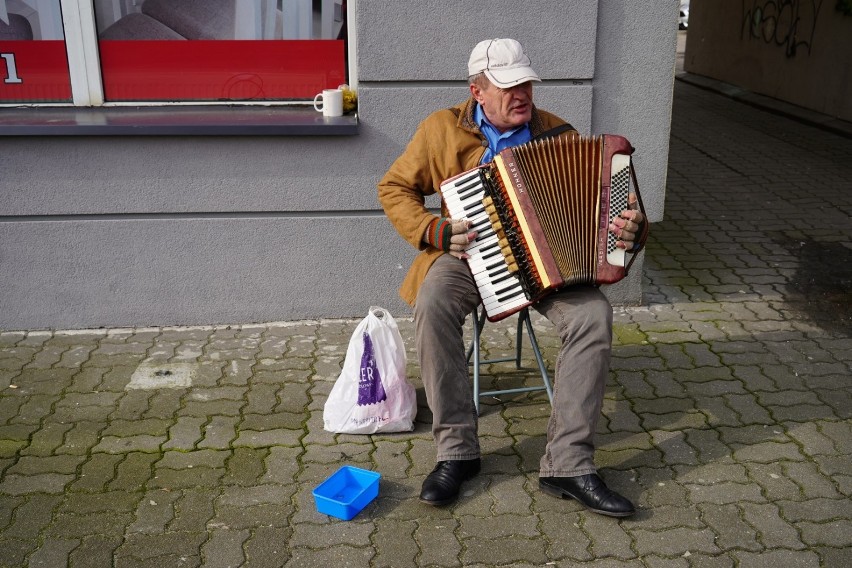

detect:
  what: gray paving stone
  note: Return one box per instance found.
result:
[412,520,461,568]
[584,512,635,559]
[779,497,851,524]
[632,525,720,557]
[0,537,37,568]
[146,389,186,419]
[745,462,806,501]
[200,528,250,568]
[686,480,766,505]
[731,440,806,463]
[221,447,267,486]
[368,518,417,568]
[94,434,166,453]
[149,466,224,490]
[0,495,22,530]
[163,416,206,450]
[61,491,140,514]
[232,428,303,448]
[283,545,375,568]
[677,366,736,383]
[7,454,85,475]
[729,549,820,568]
[696,503,761,552]
[102,418,173,438]
[67,535,123,568]
[115,531,207,563]
[158,449,229,470]
[127,489,180,534]
[798,519,852,548]
[784,460,843,499]
[641,410,708,432]
[46,512,135,539]
[169,489,217,532]
[260,446,303,485]
[197,416,239,449]
[181,399,244,418]
[218,484,294,508]
[633,468,689,508]
[211,502,293,530]
[814,547,852,568]
[0,473,75,495]
[0,495,61,539]
[0,332,26,347]
[241,411,305,431]
[109,452,160,491]
[740,502,806,550]
[242,526,291,567]
[289,518,374,548]
[2,79,852,568]
[462,534,550,566]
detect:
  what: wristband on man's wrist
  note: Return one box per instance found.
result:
[425,217,453,251]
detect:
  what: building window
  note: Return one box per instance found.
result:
[1,0,348,106]
[0,0,71,103]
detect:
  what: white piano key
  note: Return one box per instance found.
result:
[443,168,531,319]
[482,293,528,315]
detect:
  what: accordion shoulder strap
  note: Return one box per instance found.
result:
[532,123,576,141]
[625,159,650,272]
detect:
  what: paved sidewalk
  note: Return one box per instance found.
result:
[2,80,851,567]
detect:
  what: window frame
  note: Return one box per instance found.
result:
[3,0,358,108]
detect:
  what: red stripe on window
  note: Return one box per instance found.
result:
[0,41,72,103]
[98,40,346,102]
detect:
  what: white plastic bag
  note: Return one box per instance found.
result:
[323,307,417,434]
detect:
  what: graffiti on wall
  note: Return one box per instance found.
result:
[741,0,825,57]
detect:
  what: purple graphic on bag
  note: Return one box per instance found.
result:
[358,332,387,405]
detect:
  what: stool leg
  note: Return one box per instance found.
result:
[523,314,554,404]
[472,307,482,415]
[467,306,487,363]
[515,310,526,368]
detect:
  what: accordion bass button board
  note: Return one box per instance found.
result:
[441,134,641,322]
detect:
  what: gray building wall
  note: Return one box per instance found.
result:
[0,0,676,330]
[684,0,852,121]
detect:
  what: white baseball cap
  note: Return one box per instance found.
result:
[467,38,541,88]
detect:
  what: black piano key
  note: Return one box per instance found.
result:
[455,172,481,187]
[457,182,483,200]
[497,288,526,303]
[471,219,490,232]
[495,281,521,295]
[491,273,516,285]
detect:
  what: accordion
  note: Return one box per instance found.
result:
[441,133,645,322]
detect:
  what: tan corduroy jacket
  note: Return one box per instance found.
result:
[378,97,572,306]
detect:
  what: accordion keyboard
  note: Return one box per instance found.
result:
[441,169,531,318]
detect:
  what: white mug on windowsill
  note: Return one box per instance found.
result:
[313,88,344,117]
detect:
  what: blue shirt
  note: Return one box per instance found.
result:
[474,103,533,164]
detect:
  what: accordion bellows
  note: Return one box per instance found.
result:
[441,134,641,321]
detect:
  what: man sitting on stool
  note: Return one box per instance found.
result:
[378,38,647,517]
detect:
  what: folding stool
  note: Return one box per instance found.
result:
[466,305,554,414]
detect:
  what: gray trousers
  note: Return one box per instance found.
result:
[414,254,612,477]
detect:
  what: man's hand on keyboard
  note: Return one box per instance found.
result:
[446,219,477,260]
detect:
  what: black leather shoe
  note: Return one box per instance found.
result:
[539,473,635,517]
[419,458,481,506]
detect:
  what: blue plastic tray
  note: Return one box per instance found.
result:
[313,466,381,520]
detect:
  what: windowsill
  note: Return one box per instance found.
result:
[0,105,359,136]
